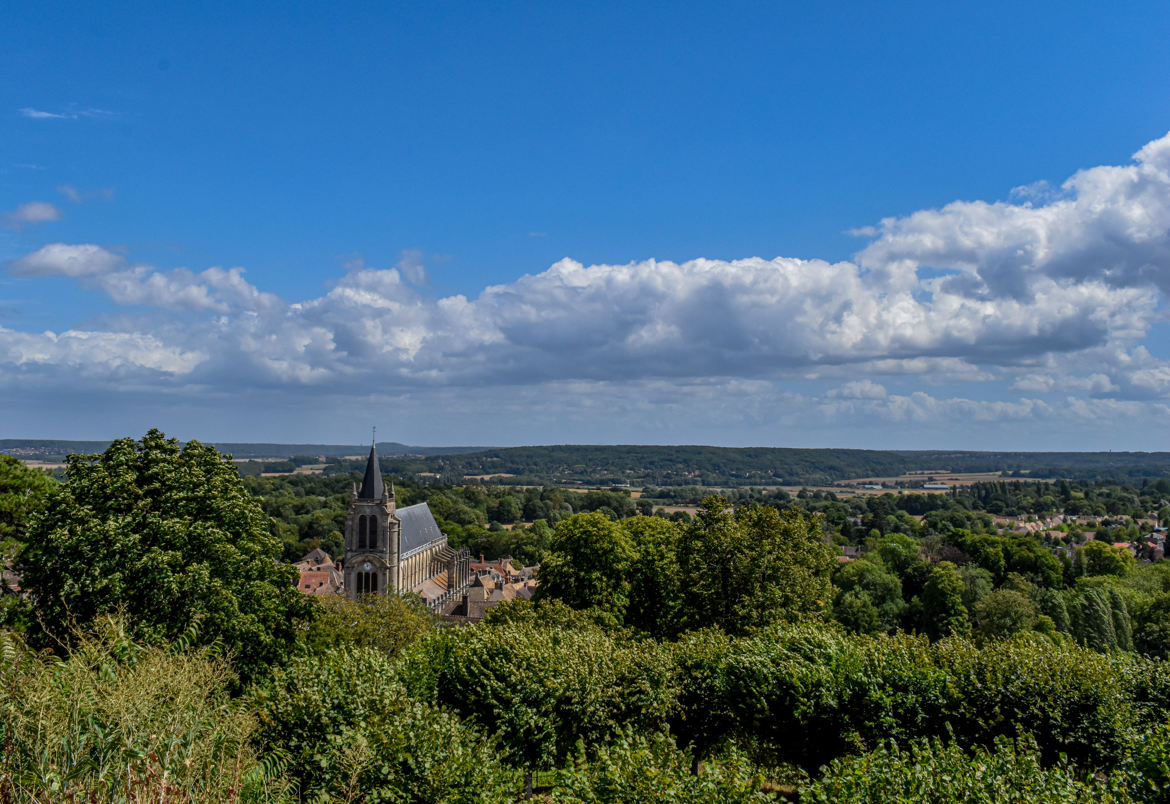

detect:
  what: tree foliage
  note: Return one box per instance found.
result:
[918,562,970,639]
[301,590,436,659]
[18,430,314,683]
[551,734,769,803]
[799,737,1124,803]
[972,589,1036,640]
[833,559,906,634]
[534,512,636,623]
[250,647,518,802]
[0,454,54,548]
[678,498,835,634]
[407,622,678,775]
[1077,540,1137,578]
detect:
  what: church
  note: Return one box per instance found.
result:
[343,443,472,611]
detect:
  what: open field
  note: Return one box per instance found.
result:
[849,470,1002,484]
[843,470,1009,488]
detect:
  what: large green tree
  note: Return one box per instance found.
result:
[918,561,970,639]
[0,455,55,626]
[833,558,906,634]
[533,512,636,623]
[677,497,836,634]
[18,430,314,682]
[623,515,683,637]
[0,455,54,553]
[1075,540,1136,578]
[972,588,1036,640]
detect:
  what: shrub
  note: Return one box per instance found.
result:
[935,636,1135,764]
[250,646,518,802]
[675,623,1146,771]
[413,622,678,776]
[798,736,1128,803]
[301,591,436,659]
[551,733,770,803]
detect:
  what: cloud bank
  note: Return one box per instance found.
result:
[5,132,1170,444]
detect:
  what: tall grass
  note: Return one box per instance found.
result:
[0,618,286,803]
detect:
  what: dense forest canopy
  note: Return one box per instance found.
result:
[345,446,1170,487]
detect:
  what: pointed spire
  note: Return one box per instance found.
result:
[358,440,384,500]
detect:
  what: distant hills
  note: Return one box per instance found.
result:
[0,439,485,462]
[7,439,1170,486]
[375,445,1170,487]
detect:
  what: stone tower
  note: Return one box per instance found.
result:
[343,442,401,597]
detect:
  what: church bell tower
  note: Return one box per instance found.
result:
[343,437,401,597]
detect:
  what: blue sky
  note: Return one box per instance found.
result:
[3,1,1170,449]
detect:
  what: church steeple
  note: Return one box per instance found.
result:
[358,437,384,500]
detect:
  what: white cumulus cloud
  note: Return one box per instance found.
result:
[857,132,1170,297]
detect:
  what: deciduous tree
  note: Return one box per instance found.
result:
[1076,540,1136,578]
[677,497,835,634]
[18,430,313,683]
[0,454,54,549]
[918,561,970,639]
[534,512,636,623]
[973,588,1036,640]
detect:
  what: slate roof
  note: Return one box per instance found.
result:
[297,547,334,568]
[413,570,450,603]
[398,502,444,553]
[358,444,384,500]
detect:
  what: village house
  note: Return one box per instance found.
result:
[294,547,343,595]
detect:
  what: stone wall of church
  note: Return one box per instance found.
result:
[401,542,445,591]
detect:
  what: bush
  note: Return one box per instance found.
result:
[551,734,770,803]
[674,623,1146,770]
[409,622,678,775]
[250,646,518,802]
[301,591,436,659]
[798,736,1127,803]
[936,636,1135,765]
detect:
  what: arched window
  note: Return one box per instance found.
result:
[355,571,378,595]
[367,515,378,549]
[357,515,368,550]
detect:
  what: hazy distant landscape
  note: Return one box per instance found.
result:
[0,439,486,462]
[9,439,1170,487]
